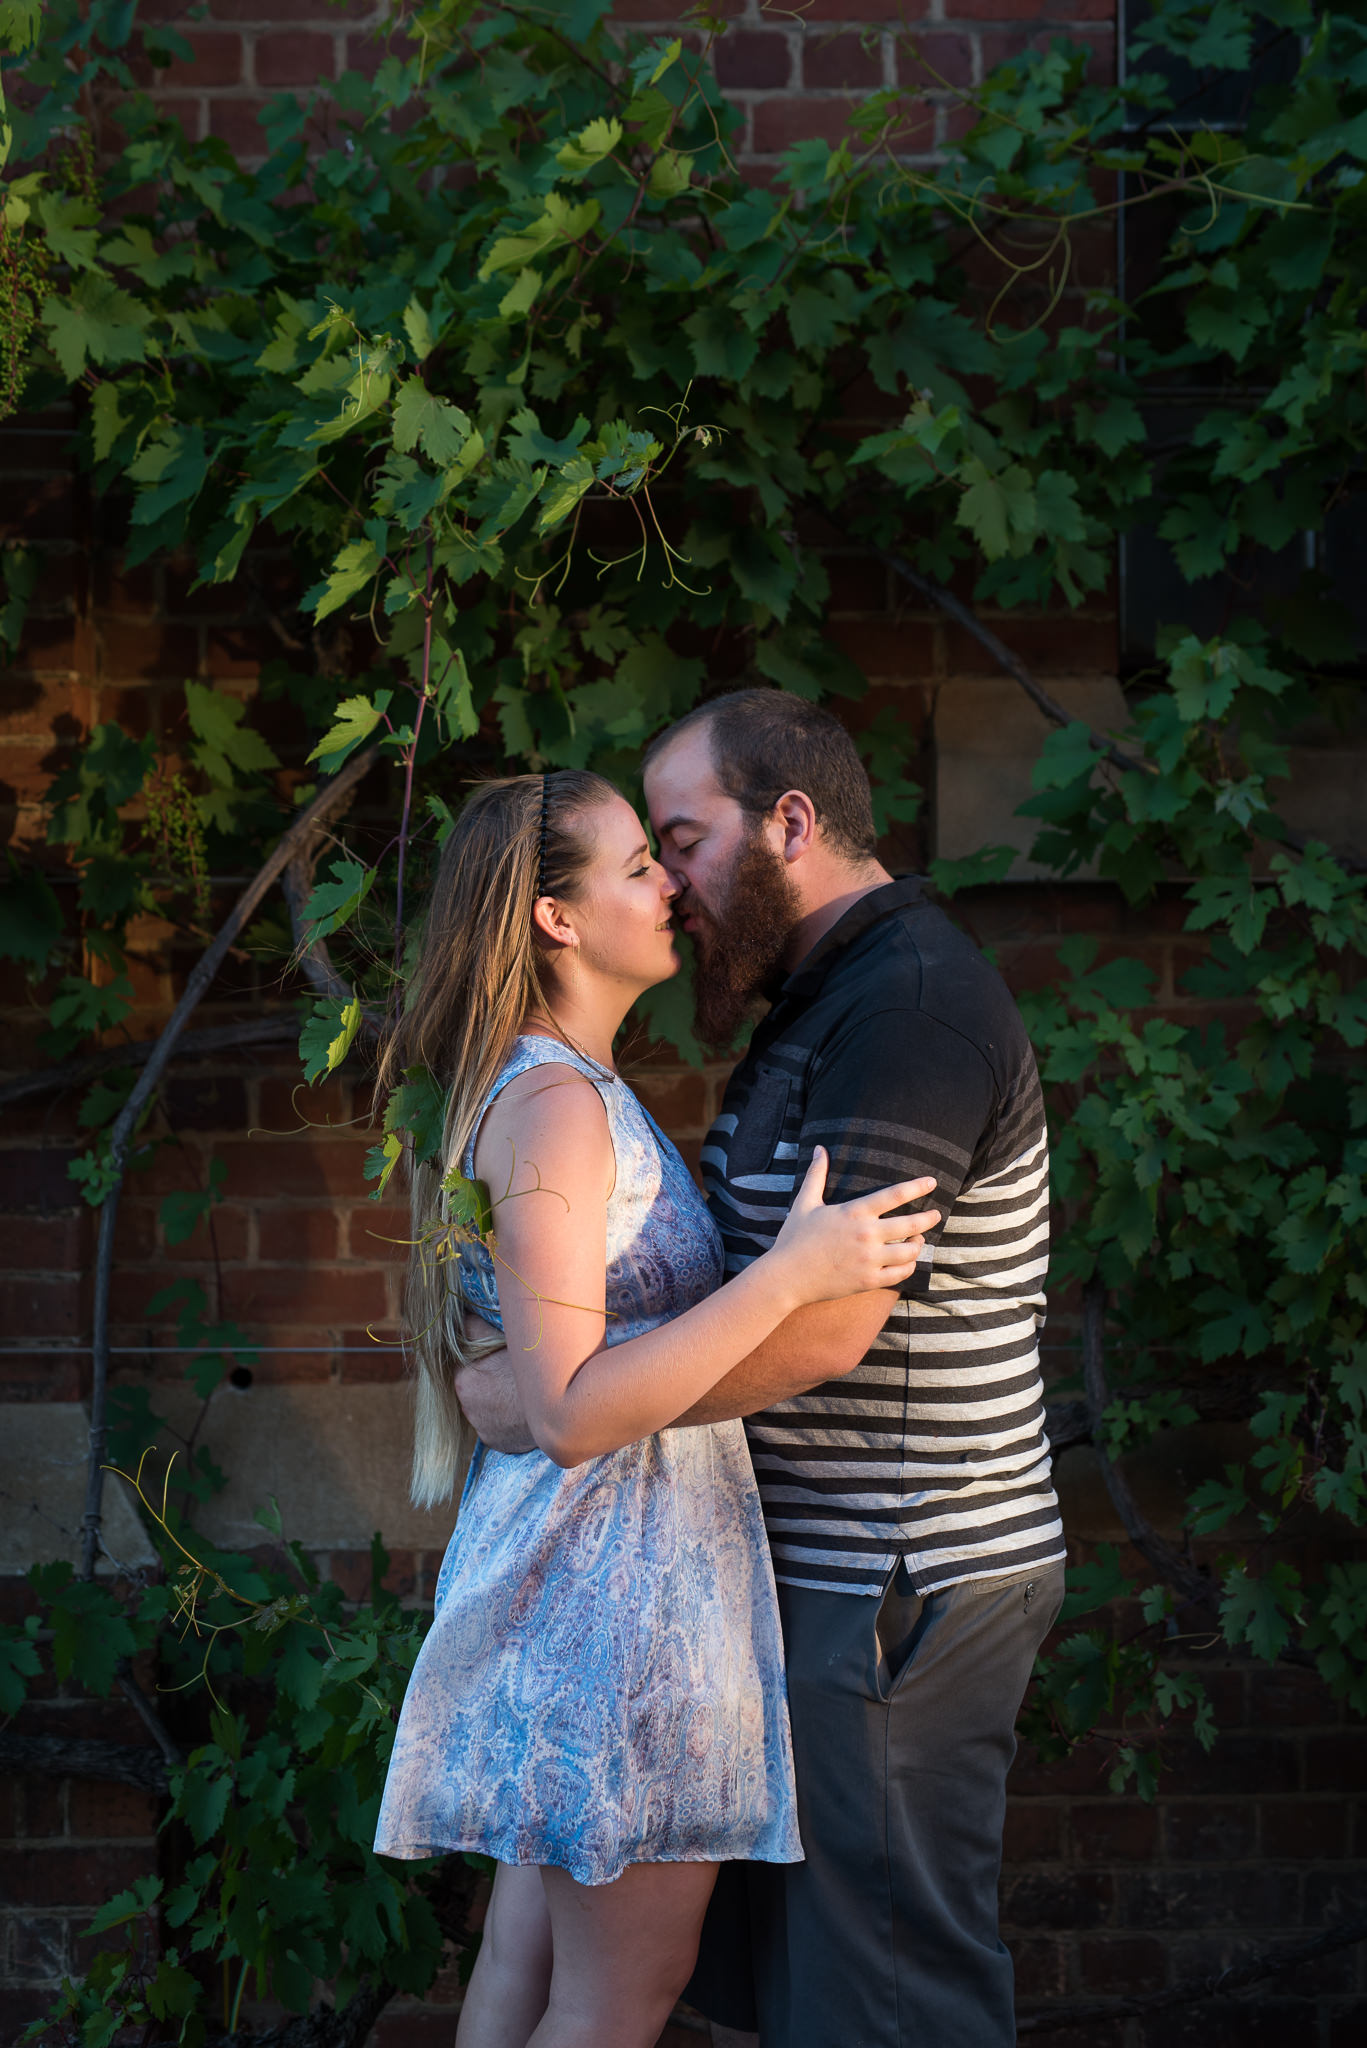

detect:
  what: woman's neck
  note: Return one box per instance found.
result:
[523,984,629,1072]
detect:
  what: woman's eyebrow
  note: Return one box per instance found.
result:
[624,841,650,865]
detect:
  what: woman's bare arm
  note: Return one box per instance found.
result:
[467,1065,936,1468]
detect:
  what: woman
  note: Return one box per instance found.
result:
[373,770,939,2048]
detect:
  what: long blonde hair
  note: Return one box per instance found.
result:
[379,770,617,1508]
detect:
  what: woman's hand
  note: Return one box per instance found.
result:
[765,1148,940,1307]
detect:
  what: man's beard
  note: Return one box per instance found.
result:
[688,831,801,1052]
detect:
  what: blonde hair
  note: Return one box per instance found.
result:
[378,770,617,1508]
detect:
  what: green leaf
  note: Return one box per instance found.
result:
[184,681,280,786]
[391,379,471,464]
[310,538,383,625]
[956,460,1035,559]
[684,304,758,381]
[0,858,62,969]
[41,272,150,379]
[32,1566,140,1695]
[307,690,391,770]
[0,1626,40,1714]
[1220,1562,1303,1664]
[556,116,623,174]
[300,857,374,939]
[173,1755,231,1845]
[300,995,363,1083]
[84,1874,162,1939]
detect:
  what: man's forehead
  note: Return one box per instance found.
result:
[643,725,731,826]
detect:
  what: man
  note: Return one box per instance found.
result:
[461,689,1066,2046]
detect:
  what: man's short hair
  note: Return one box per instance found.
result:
[643,688,877,862]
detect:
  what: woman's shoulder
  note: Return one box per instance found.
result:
[478,1042,612,1156]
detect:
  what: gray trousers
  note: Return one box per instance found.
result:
[686,1558,1066,2048]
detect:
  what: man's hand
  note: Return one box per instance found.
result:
[456,1319,536,1454]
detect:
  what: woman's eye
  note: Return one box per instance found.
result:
[630,865,650,878]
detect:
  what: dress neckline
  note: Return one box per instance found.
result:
[514,1029,618,1085]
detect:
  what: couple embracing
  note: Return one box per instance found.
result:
[373,690,1066,2048]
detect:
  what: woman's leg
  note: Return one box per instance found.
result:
[528,1861,718,2048]
[456,1863,554,2048]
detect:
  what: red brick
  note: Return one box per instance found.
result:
[1078,1935,1166,1995]
[209,0,374,16]
[336,1344,406,1383]
[145,30,243,89]
[372,2007,469,2048]
[0,1213,83,1270]
[66,1781,161,1838]
[201,630,263,681]
[221,1264,392,1327]
[97,618,200,681]
[253,31,339,88]
[1305,1732,1367,1794]
[207,1136,374,1200]
[1002,1800,1063,1863]
[7,1774,64,1838]
[799,0,927,15]
[952,0,1049,16]
[828,618,937,676]
[0,1354,82,1400]
[1163,1800,1257,1862]
[253,1205,340,1264]
[1260,1799,1347,1860]
[897,32,976,90]
[258,1075,351,1128]
[801,31,885,91]
[0,1844,154,1908]
[206,95,272,155]
[0,1990,55,2036]
[163,1205,251,1263]
[1070,1800,1158,1864]
[0,1275,84,1339]
[106,1270,192,1325]
[611,0,742,14]
[1249,1667,1338,1727]
[625,1067,708,1129]
[944,615,1117,674]
[751,94,866,156]
[162,1074,249,1132]
[714,30,793,90]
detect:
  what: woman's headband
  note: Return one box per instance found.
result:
[536,773,550,899]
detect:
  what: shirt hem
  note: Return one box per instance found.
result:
[772,1542,1068,1598]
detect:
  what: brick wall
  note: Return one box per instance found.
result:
[2,4,1365,2043]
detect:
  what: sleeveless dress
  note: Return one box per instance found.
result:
[373,1035,802,1885]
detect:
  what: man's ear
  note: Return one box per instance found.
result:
[773,789,818,864]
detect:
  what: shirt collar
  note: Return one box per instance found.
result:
[776,874,928,1006]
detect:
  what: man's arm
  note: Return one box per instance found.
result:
[667,1289,897,1423]
[456,1287,896,1447]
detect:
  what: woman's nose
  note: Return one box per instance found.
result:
[660,868,679,902]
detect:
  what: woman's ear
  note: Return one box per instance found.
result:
[532,896,579,950]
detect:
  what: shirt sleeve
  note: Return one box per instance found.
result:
[798,1006,999,1298]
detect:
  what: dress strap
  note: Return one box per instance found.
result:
[459,1034,616,1180]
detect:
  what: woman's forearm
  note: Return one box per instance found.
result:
[522,1258,799,1467]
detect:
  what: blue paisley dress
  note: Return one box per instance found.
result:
[373,1035,802,1885]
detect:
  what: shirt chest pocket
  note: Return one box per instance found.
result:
[727,1068,793,1182]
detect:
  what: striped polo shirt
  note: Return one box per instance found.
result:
[702,877,1066,1597]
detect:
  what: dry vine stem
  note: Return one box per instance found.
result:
[78,743,381,1582]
